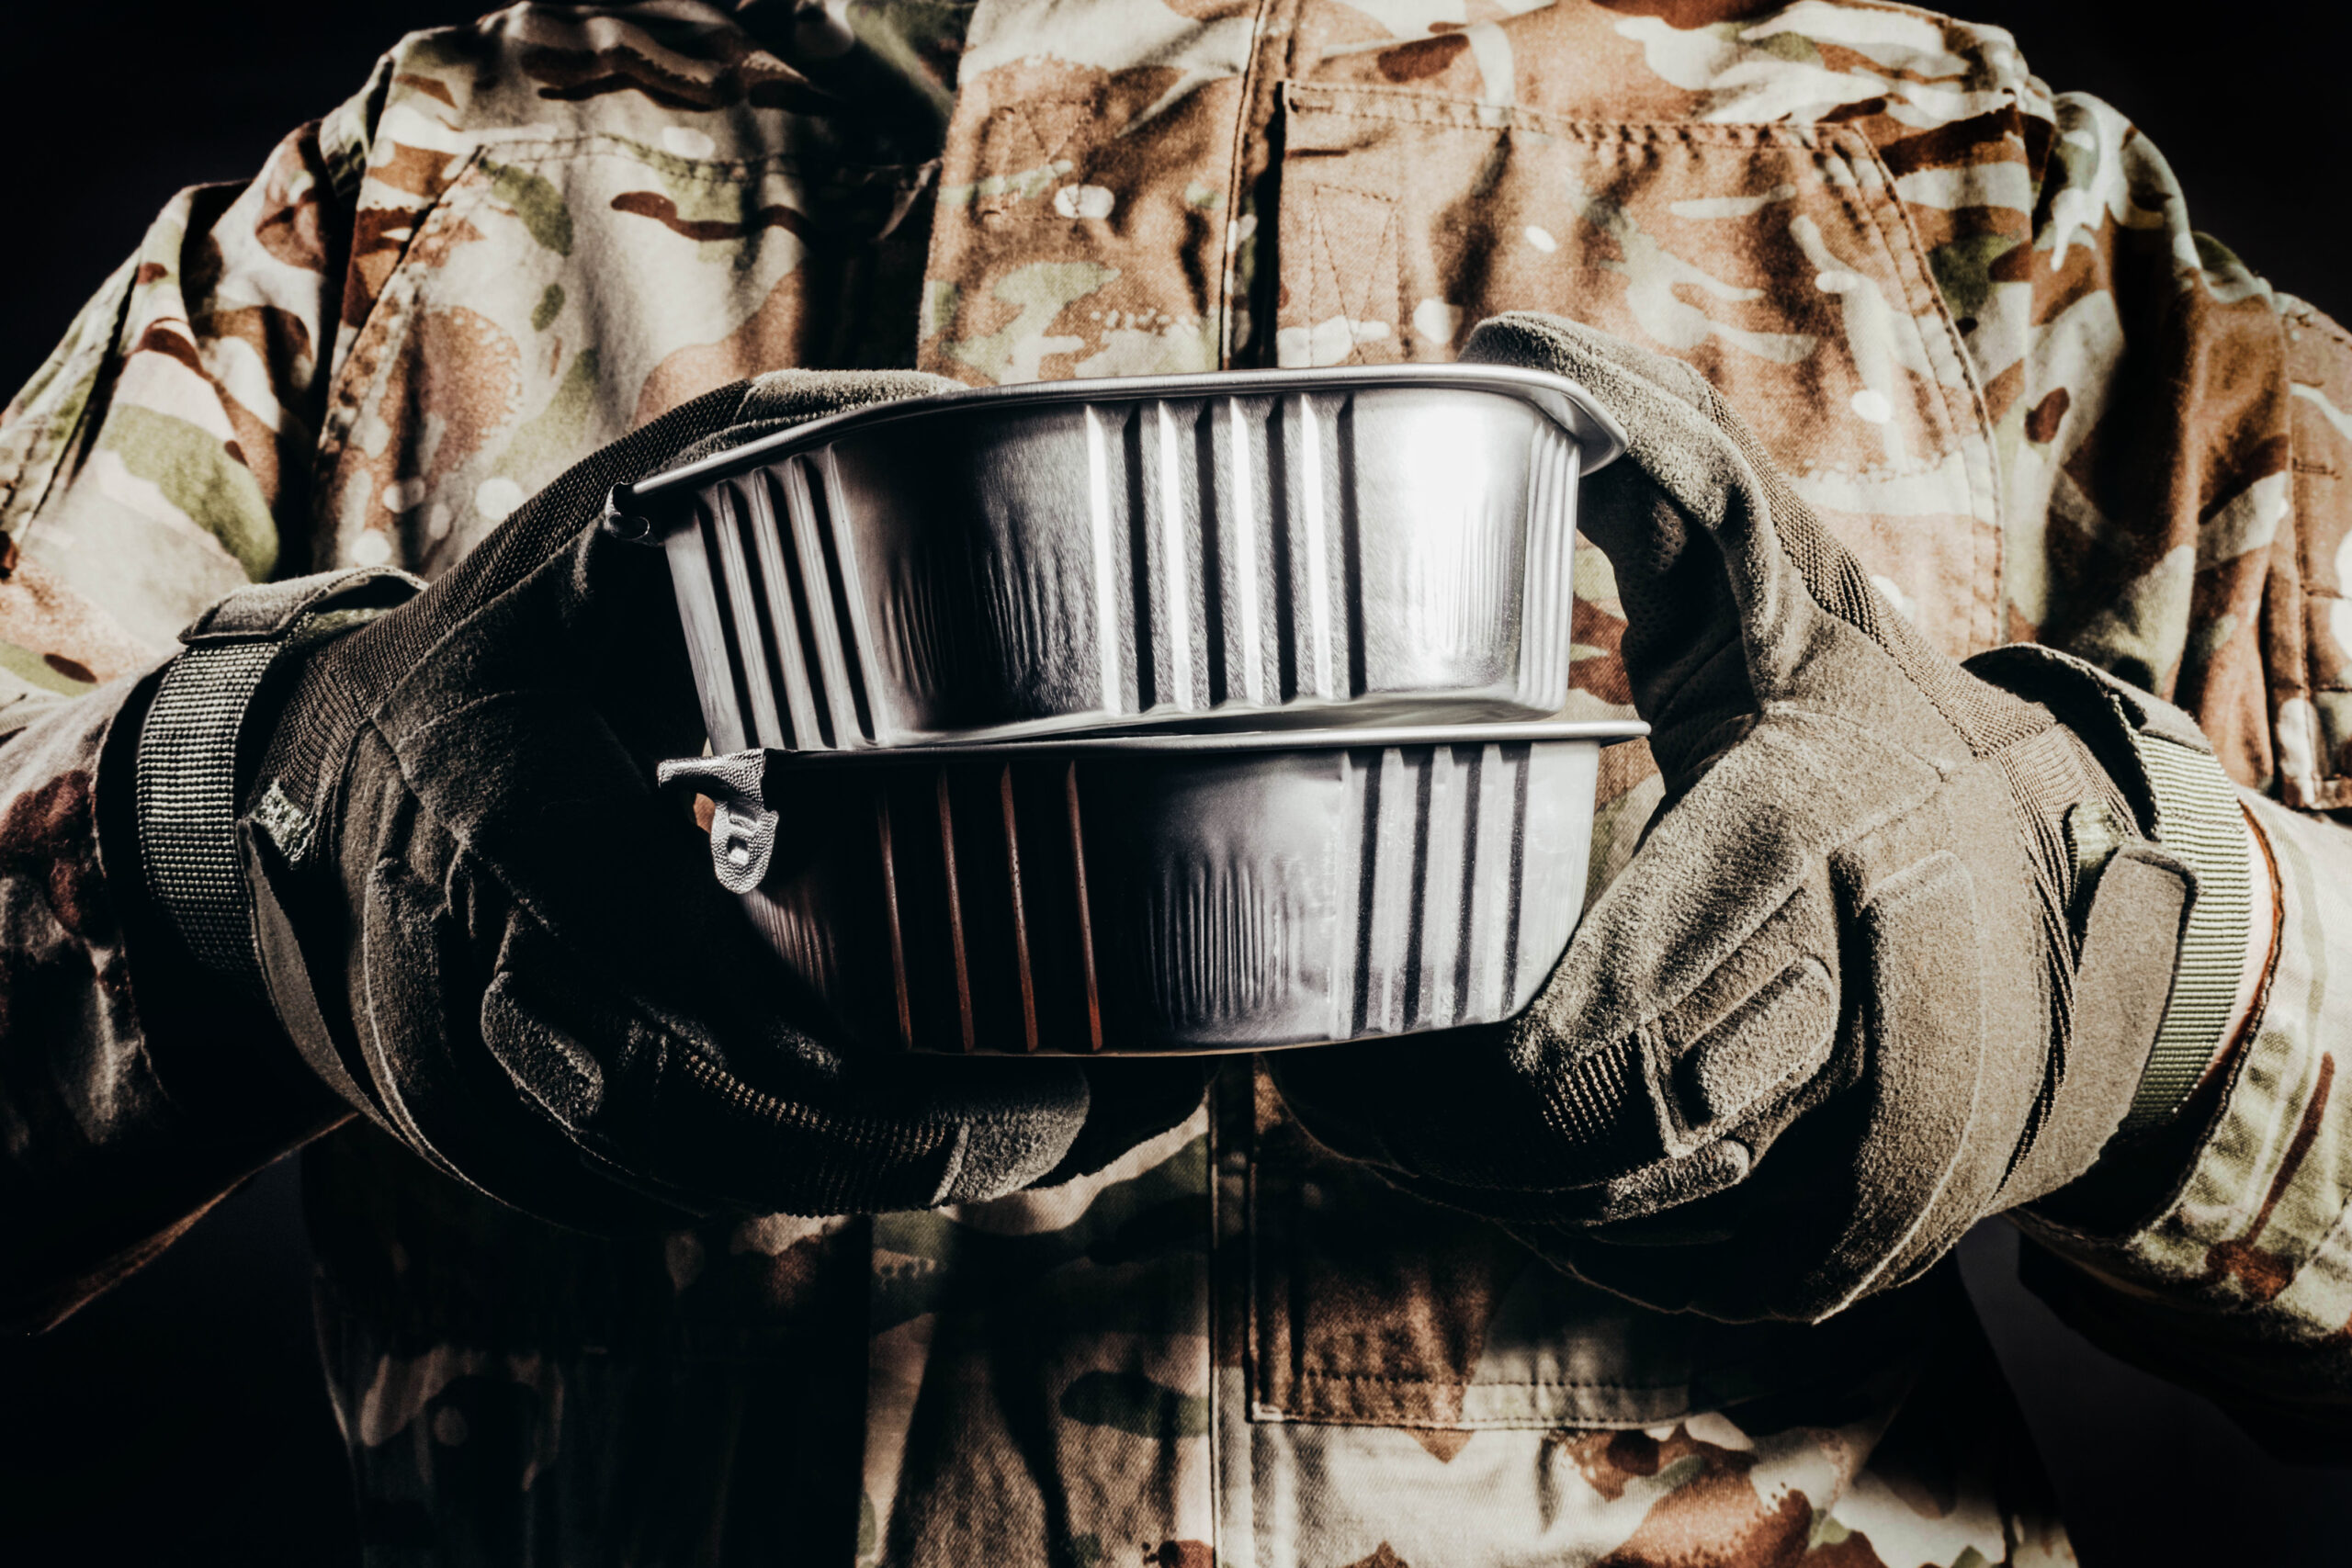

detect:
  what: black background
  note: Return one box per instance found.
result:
[3,4,2350,1562]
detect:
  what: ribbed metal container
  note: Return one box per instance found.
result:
[659,720,1644,1055]
[618,367,1624,751]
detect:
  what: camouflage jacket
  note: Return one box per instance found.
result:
[5,3,2352,1564]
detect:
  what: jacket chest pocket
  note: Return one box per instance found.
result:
[1270,82,2001,665]
[314,135,931,581]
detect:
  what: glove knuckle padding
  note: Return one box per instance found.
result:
[476,923,645,1134]
[1659,906,1838,1142]
[1532,725,1890,1159]
[1822,799,2012,1308]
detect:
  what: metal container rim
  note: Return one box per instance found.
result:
[737,717,1648,771]
[622,363,1631,523]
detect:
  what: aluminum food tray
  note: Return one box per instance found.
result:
[659,720,1645,1055]
[615,366,1627,751]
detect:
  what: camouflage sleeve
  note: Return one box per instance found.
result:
[0,96,369,736]
[2014,793,2352,1453]
[0,674,345,1332]
[1981,91,2345,808]
[0,88,382,1327]
[1965,84,2352,1446]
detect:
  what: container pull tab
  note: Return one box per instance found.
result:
[709,795,779,894]
[654,751,779,893]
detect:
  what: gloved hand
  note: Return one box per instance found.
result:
[1272,314,2251,1323]
[155,371,1204,1231]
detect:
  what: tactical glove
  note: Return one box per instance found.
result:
[1272,315,2255,1323]
[132,371,1205,1231]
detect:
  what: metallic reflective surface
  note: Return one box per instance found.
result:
[628,367,1624,750]
[660,721,1645,1055]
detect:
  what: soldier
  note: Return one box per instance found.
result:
[2,2,2346,1564]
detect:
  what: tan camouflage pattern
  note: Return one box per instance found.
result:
[0,0,943,736]
[2,2,2350,1562]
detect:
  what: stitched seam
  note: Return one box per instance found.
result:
[404,130,834,175]
[1288,1371,1695,1390]
[2285,317,2341,775]
[1006,107,1057,169]
[1309,191,1343,350]
[1305,185,1399,352]
[1253,1410,1707,1430]
[313,144,489,502]
[5,261,141,554]
[1219,0,1287,366]
[2269,419,2321,785]
[1283,85,1841,148]
[0,418,37,516]
[1012,101,1089,186]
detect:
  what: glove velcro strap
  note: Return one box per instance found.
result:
[1962,644,2256,1135]
[2125,733,2253,1133]
[134,568,424,987]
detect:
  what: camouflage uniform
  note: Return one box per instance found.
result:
[5,1,2351,1562]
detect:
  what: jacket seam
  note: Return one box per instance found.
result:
[311,143,491,546]
[368,128,854,175]
[1279,1371,1698,1390]
[3,260,142,564]
[2280,299,2344,791]
[1825,123,2006,654]
[1218,0,1287,367]
[1250,1409,1730,1431]
[1283,85,1854,147]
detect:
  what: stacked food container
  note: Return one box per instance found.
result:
[612,366,1644,1055]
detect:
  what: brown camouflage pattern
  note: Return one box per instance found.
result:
[2,2,2349,1562]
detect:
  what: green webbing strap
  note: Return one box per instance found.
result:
[134,568,422,987]
[2123,732,2255,1132]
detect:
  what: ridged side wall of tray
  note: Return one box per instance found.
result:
[723,733,1600,1054]
[663,387,1581,751]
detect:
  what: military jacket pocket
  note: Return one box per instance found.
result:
[1271,81,2001,667]
[1238,1062,1940,1430]
[314,131,931,581]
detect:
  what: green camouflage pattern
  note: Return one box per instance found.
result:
[2,2,2350,1562]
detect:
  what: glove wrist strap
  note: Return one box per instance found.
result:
[1962,643,2253,1133]
[2125,731,2253,1133]
[133,569,423,987]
